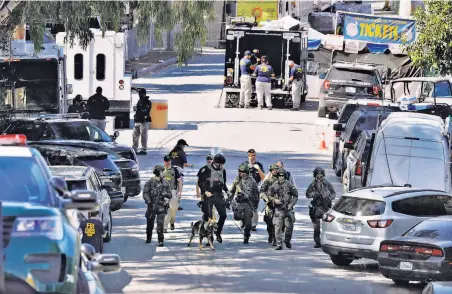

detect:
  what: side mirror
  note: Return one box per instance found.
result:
[66,84,73,95]
[81,243,96,261]
[91,254,121,273]
[333,123,344,131]
[328,112,338,120]
[344,142,354,150]
[63,190,99,211]
[319,73,326,79]
[49,177,69,198]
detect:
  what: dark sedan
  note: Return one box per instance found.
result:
[378,216,452,285]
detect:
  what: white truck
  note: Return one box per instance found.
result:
[56,29,133,128]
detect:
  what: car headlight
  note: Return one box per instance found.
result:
[13,216,63,240]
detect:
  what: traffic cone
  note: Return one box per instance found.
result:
[319,132,328,150]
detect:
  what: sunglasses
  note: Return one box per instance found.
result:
[278,175,285,178]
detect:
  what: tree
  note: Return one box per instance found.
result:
[407,0,452,76]
[0,1,215,65]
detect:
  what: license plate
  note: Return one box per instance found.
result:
[346,87,356,93]
[399,261,413,270]
[342,224,356,231]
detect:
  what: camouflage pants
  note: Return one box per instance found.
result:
[241,203,253,239]
[146,209,166,242]
[312,218,321,245]
[273,210,295,247]
[263,208,274,242]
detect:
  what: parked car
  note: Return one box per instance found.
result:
[49,166,113,242]
[332,109,393,177]
[379,216,452,285]
[31,144,125,211]
[342,130,376,193]
[422,282,452,294]
[0,134,99,293]
[366,112,451,193]
[317,62,384,117]
[3,115,138,161]
[32,140,140,201]
[321,186,452,267]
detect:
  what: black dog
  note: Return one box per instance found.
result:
[187,218,218,250]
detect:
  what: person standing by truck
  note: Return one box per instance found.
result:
[252,56,275,110]
[239,50,254,108]
[132,89,152,155]
[288,61,304,111]
[87,87,110,131]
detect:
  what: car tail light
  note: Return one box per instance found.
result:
[355,160,362,175]
[368,219,393,228]
[0,134,28,146]
[346,140,353,144]
[373,85,380,96]
[322,213,335,222]
[415,247,444,257]
[119,80,124,85]
[324,80,331,90]
[335,131,341,137]
[380,243,399,252]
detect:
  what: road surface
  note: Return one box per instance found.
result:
[100,49,424,294]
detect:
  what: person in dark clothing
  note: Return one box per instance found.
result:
[67,95,88,119]
[87,87,110,131]
[133,89,152,155]
[169,139,194,211]
[245,148,265,231]
[79,211,106,253]
[197,154,228,243]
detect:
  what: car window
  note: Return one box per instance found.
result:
[434,81,452,97]
[0,156,52,205]
[333,196,386,216]
[51,121,113,142]
[403,220,452,240]
[392,195,452,216]
[328,67,377,84]
[67,180,87,191]
[5,121,54,141]
[355,134,365,155]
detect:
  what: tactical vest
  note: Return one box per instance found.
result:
[162,167,177,190]
[206,164,225,191]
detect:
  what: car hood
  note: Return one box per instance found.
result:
[1,202,61,217]
[113,159,137,169]
[33,140,131,153]
[383,236,452,248]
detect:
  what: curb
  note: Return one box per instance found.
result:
[137,57,178,76]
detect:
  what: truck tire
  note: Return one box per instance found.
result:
[330,255,353,266]
[318,107,326,117]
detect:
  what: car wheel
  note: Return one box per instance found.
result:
[330,255,353,266]
[318,107,326,117]
[392,279,410,286]
[103,211,112,243]
[111,204,122,211]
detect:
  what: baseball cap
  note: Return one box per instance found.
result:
[244,50,251,56]
[177,139,189,146]
[164,155,171,162]
[138,88,147,96]
[206,154,213,160]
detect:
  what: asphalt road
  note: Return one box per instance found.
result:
[100,49,424,294]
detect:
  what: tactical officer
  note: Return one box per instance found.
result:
[267,168,298,250]
[288,60,304,111]
[169,139,194,211]
[197,154,228,243]
[196,154,214,200]
[163,155,182,232]
[306,167,336,248]
[252,56,275,110]
[143,165,173,246]
[260,164,279,245]
[239,50,253,108]
[245,149,265,231]
[132,89,152,155]
[228,163,260,244]
[276,161,295,185]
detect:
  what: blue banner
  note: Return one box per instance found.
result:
[343,13,416,45]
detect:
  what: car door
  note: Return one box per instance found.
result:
[91,172,110,222]
[347,134,363,190]
[340,112,361,172]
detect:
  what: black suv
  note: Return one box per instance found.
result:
[32,144,125,211]
[3,117,137,161]
[332,109,392,178]
[318,62,384,117]
[29,140,140,201]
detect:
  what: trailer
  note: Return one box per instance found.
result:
[56,29,132,129]
[223,20,309,108]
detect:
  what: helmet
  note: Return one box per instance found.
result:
[153,165,165,176]
[269,164,279,171]
[238,163,249,173]
[213,154,226,164]
[313,167,325,177]
[276,168,286,177]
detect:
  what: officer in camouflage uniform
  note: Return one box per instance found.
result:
[143,165,173,246]
[267,168,298,250]
[260,164,279,246]
[306,167,336,248]
[228,163,260,244]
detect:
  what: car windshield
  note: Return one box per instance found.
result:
[52,121,113,142]
[403,220,452,240]
[333,196,386,216]
[329,67,376,84]
[66,180,87,191]
[0,157,51,205]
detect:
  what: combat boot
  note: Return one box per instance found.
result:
[272,240,277,246]
[216,233,223,243]
[275,246,282,250]
[170,223,175,230]
[268,236,273,243]
[145,235,152,243]
[158,241,164,247]
[244,237,249,244]
[285,242,292,249]
[314,243,321,248]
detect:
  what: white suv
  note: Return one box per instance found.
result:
[321,186,452,266]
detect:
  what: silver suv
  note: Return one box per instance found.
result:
[321,186,452,266]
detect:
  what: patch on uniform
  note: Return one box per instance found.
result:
[261,66,268,72]
[200,167,205,173]
[240,60,245,65]
[85,223,96,237]
[171,152,178,158]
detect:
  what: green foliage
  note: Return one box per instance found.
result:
[2,1,214,64]
[407,0,452,76]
